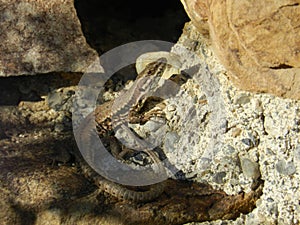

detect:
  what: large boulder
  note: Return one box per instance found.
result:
[0,0,98,76]
[181,0,300,99]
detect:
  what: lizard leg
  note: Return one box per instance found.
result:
[138,107,165,123]
[128,98,166,124]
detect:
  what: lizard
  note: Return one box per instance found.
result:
[74,57,172,202]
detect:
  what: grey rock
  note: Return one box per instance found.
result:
[234,93,251,105]
[294,144,300,162]
[212,172,226,184]
[248,131,260,147]
[164,132,179,152]
[240,158,261,180]
[275,160,296,176]
[0,0,97,76]
[223,145,236,155]
[241,132,259,148]
[241,138,253,147]
[144,120,165,133]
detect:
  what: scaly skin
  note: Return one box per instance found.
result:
[74,58,168,202]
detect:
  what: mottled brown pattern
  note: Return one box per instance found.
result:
[74,58,168,202]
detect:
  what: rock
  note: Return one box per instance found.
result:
[180,0,300,100]
[174,21,300,224]
[275,160,296,176]
[180,0,210,36]
[0,0,98,76]
[212,172,226,184]
[240,158,261,180]
[234,93,250,105]
[164,132,180,153]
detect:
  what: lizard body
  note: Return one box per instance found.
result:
[74,58,169,202]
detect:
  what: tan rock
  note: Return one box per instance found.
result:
[180,0,210,36]
[0,0,98,76]
[181,0,300,99]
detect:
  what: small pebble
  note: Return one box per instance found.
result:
[143,120,165,132]
[234,93,250,105]
[231,128,242,138]
[167,104,176,112]
[213,172,226,184]
[164,132,179,152]
[293,144,300,162]
[275,160,296,176]
[223,145,236,155]
[240,158,260,180]
[241,138,253,147]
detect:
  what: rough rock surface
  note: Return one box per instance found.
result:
[0,23,299,223]
[180,0,300,99]
[0,74,262,225]
[1,2,299,222]
[0,0,98,76]
[169,22,300,225]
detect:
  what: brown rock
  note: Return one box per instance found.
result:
[181,0,300,99]
[0,0,98,76]
[180,0,210,36]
